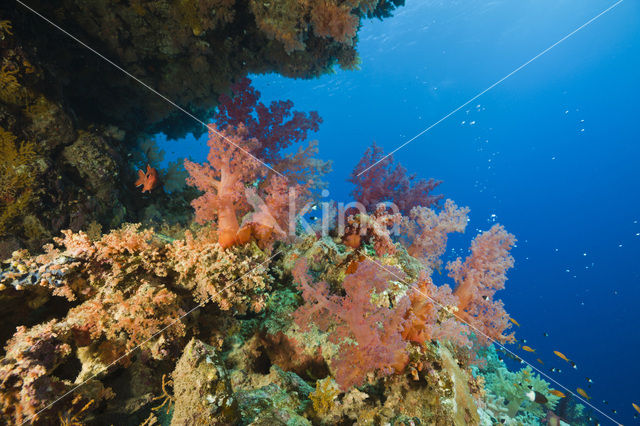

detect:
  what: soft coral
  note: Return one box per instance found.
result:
[184,124,261,248]
[349,141,443,214]
[216,77,322,167]
[447,224,516,344]
[292,258,409,389]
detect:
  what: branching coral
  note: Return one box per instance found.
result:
[447,224,516,344]
[349,142,443,214]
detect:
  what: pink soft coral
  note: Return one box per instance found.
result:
[184,124,265,248]
[292,259,409,390]
[403,199,470,271]
[349,142,443,214]
[446,224,516,344]
[185,79,331,248]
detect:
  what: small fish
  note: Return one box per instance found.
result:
[543,332,549,337]
[633,402,640,415]
[522,345,535,353]
[553,351,570,362]
[611,409,617,414]
[576,387,591,400]
[549,389,566,398]
[509,318,521,327]
[526,390,548,404]
[135,164,160,193]
[569,360,578,369]
[482,295,489,301]
[551,367,557,373]
[537,358,544,365]
[586,377,593,383]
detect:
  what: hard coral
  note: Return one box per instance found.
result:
[447,224,516,344]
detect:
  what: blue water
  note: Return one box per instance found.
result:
[160,0,640,423]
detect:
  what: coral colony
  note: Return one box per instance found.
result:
[0,75,590,425]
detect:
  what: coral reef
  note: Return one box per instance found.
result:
[0,5,572,422]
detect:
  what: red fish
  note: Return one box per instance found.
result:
[135,164,160,193]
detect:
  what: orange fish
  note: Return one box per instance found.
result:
[633,402,640,415]
[553,351,570,362]
[576,387,591,400]
[509,318,520,327]
[135,164,160,193]
[537,358,544,365]
[522,345,535,353]
[549,389,566,398]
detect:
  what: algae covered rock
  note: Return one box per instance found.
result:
[170,338,238,425]
[234,365,313,426]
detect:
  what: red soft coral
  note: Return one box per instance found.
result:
[216,77,322,167]
[446,224,516,344]
[349,142,443,214]
[292,259,409,390]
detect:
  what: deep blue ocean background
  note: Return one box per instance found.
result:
[159,0,640,423]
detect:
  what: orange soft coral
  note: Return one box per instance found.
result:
[447,224,516,344]
[310,0,360,44]
[184,124,261,248]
